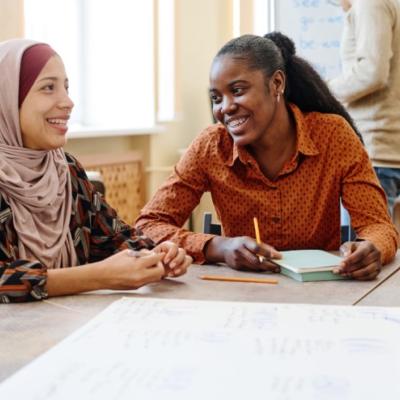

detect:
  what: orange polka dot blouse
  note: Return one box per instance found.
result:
[136,104,398,264]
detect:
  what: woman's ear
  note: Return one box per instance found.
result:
[270,70,286,97]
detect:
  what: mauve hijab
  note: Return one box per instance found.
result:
[0,38,77,268]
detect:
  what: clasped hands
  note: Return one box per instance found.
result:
[100,241,192,290]
[131,241,192,278]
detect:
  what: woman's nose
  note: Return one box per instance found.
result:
[59,91,74,110]
[221,96,237,114]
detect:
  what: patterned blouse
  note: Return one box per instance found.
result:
[136,104,398,264]
[0,153,154,303]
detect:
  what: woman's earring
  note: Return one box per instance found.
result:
[277,93,281,103]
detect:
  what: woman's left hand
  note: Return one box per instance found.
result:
[333,240,382,280]
[153,241,192,278]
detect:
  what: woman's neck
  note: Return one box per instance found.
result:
[249,104,297,180]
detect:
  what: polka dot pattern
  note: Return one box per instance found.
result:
[136,104,398,264]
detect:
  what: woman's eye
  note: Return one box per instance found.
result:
[210,94,221,103]
[232,87,244,95]
[42,84,54,92]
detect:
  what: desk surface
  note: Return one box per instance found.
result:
[1,253,400,383]
[357,264,400,307]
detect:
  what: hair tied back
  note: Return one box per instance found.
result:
[264,31,296,64]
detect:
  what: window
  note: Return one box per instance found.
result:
[24,0,175,134]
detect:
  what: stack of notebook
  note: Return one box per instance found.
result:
[274,250,348,282]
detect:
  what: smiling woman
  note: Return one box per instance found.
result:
[0,39,191,303]
[19,46,73,150]
[208,55,295,179]
[136,32,398,282]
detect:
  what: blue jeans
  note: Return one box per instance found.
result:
[374,167,400,214]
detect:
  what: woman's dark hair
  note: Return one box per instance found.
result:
[216,32,363,142]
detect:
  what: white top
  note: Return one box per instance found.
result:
[329,0,400,165]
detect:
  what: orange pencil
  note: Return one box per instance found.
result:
[253,217,264,263]
[199,275,278,284]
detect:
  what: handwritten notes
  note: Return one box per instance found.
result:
[0,298,399,399]
[274,0,344,79]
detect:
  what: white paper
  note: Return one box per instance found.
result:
[1,298,400,400]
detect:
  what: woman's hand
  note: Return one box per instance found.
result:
[153,241,192,278]
[333,241,382,280]
[99,249,166,290]
[205,236,282,272]
[47,249,178,298]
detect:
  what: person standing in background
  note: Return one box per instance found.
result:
[329,0,400,212]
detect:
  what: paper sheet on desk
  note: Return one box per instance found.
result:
[1,298,400,400]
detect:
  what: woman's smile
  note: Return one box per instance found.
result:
[225,115,250,136]
[46,115,70,134]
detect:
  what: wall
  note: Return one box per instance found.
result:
[0,0,24,40]
[148,0,234,230]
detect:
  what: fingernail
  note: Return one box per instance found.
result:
[332,268,340,274]
[127,250,140,257]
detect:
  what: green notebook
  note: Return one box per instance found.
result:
[274,250,349,282]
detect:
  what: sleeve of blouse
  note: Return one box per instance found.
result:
[88,193,156,262]
[135,128,217,263]
[67,154,155,264]
[0,199,48,303]
[337,120,399,264]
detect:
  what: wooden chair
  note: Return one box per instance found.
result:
[79,151,143,225]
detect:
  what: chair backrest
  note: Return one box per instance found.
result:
[86,170,106,196]
[340,224,356,243]
[203,212,221,235]
[79,151,143,224]
[392,195,400,233]
[340,204,356,243]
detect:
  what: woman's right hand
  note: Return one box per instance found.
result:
[98,249,165,290]
[205,236,282,272]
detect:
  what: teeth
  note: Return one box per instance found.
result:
[47,119,67,125]
[228,117,246,127]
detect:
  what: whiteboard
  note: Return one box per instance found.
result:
[271,0,344,79]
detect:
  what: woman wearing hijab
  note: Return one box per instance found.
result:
[0,38,192,303]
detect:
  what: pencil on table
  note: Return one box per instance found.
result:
[199,275,278,284]
[253,217,264,263]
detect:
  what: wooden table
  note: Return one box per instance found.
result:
[357,264,400,307]
[1,253,400,383]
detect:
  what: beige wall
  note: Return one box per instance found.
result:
[147,0,234,230]
[0,0,253,231]
[149,0,233,179]
[0,0,24,40]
